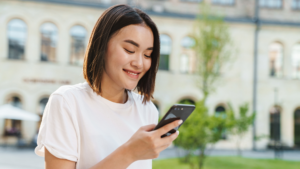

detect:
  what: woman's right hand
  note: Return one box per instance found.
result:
[124,119,182,161]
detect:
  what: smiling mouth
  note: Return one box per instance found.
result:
[127,71,138,76]
[123,69,141,79]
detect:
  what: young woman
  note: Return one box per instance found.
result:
[35,4,182,169]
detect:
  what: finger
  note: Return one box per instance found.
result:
[156,131,179,151]
[155,120,182,137]
[140,124,157,132]
[161,130,179,144]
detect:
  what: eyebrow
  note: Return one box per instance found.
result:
[124,39,153,50]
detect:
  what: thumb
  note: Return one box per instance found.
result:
[140,124,157,132]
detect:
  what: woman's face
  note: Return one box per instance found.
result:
[104,24,154,90]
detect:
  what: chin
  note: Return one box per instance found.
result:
[124,83,138,91]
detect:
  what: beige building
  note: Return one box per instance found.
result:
[0,0,300,150]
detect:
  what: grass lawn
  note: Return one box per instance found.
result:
[153,156,300,169]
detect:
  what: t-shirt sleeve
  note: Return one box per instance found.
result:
[35,93,78,162]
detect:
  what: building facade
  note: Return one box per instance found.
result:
[0,0,300,150]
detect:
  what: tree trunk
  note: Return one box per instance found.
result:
[237,135,243,157]
[198,147,206,169]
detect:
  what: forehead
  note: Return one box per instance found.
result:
[112,24,154,47]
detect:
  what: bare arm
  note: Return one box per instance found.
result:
[45,120,182,169]
[45,148,76,169]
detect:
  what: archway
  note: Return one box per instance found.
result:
[215,105,227,140]
[270,106,281,141]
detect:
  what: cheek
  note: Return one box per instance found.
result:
[144,59,152,72]
[106,47,127,70]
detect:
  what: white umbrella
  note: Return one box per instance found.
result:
[0,104,40,121]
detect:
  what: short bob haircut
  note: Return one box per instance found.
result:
[83,4,160,104]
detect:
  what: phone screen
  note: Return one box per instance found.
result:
[153,104,195,138]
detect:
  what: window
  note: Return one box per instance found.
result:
[270,106,281,141]
[259,0,282,8]
[4,96,22,137]
[70,25,87,66]
[269,42,283,77]
[181,36,195,73]
[180,54,189,73]
[38,98,48,115]
[215,105,227,140]
[292,0,300,9]
[40,22,58,62]
[7,19,27,60]
[294,108,300,147]
[181,36,195,49]
[159,34,171,70]
[212,0,235,5]
[291,44,300,79]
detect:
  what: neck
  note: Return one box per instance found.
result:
[99,71,128,104]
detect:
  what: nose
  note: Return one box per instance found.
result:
[131,53,143,69]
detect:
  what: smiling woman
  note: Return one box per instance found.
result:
[35,4,182,169]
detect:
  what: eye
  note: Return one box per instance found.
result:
[144,54,151,58]
[124,48,134,54]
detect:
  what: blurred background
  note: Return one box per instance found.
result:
[0,0,300,169]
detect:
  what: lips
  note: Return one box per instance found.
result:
[123,69,141,79]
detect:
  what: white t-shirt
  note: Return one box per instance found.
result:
[35,82,159,169]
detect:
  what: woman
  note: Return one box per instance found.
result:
[35,4,182,169]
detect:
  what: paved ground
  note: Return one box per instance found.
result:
[0,147,299,169]
[157,147,300,161]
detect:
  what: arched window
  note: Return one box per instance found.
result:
[270,106,281,141]
[70,25,87,66]
[37,97,49,130]
[4,96,22,137]
[7,19,27,60]
[159,34,171,70]
[291,44,300,79]
[269,42,283,77]
[294,108,300,147]
[179,98,195,105]
[181,36,196,74]
[181,36,195,49]
[215,105,227,139]
[40,22,58,62]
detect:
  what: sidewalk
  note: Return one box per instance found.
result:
[0,147,299,169]
[157,147,300,161]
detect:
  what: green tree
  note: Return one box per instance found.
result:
[193,4,232,100]
[227,103,255,156]
[174,100,228,169]
[173,3,234,169]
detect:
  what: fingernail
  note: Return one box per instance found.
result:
[176,130,180,135]
[178,120,183,125]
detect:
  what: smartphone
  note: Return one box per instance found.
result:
[153,104,195,138]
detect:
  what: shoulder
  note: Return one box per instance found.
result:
[52,82,89,100]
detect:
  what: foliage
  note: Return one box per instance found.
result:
[226,103,255,156]
[173,3,234,169]
[173,100,231,169]
[192,4,232,100]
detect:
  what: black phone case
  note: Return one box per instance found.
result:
[153,104,195,138]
